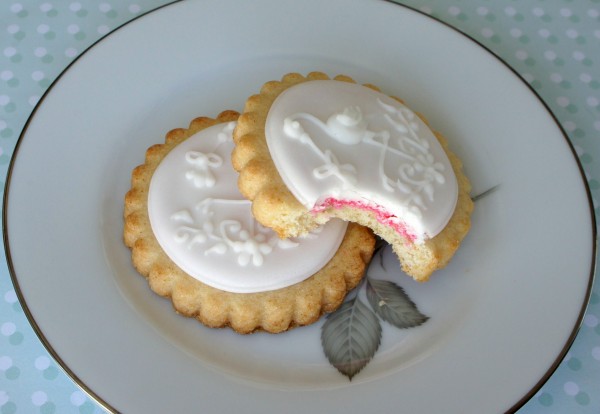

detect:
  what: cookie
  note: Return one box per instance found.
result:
[124,110,375,333]
[232,73,473,281]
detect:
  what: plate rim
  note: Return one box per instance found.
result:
[2,1,596,413]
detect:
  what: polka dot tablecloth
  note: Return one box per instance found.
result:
[0,0,598,413]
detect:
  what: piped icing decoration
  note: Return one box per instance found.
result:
[266,80,458,243]
[148,122,347,293]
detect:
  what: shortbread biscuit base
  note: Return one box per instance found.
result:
[232,72,473,282]
[124,110,375,334]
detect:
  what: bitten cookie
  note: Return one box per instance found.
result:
[232,73,473,282]
[124,110,375,334]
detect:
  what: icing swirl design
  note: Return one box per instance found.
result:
[170,199,299,267]
[265,80,458,242]
[148,122,347,293]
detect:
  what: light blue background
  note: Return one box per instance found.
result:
[1,1,598,412]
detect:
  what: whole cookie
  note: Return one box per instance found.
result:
[124,110,375,334]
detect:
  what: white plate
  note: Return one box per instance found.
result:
[4,0,595,413]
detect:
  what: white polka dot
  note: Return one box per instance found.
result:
[532,7,545,17]
[0,71,13,81]
[34,355,51,370]
[564,381,579,396]
[129,4,141,14]
[592,346,600,360]
[69,2,81,12]
[510,28,522,38]
[0,390,8,406]
[31,71,45,81]
[3,290,17,303]
[0,356,12,371]
[67,24,80,34]
[34,47,47,57]
[550,73,563,83]
[505,6,517,16]
[65,47,78,58]
[10,3,23,13]
[476,6,488,16]
[560,8,573,18]
[37,24,50,34]
[544,50,556,61]
[28,96,40,106]
[563,121,576,132]
[566,29,579,39]
[7,24,20,34]
[97,25,110,35]
[538,28,550,38]
[0,322,15,336]
[0,96,10,106]
[99,3,111,12]
[39,3,53,12]
[448,6,460,16]
[587,97,599,108]
[580,73,592,83]
[481,28,494,38]
[31,391,47,406]
[3,47,17,58]
[573,51,586,61]
[557,96,570,107]
[515,50,528,60]
[588,9,600,18]
[70,391,87,406]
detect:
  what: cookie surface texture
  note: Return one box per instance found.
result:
[124,110,375,334]
[232,73,473,281]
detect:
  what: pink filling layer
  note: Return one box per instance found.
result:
[312,197,418,243]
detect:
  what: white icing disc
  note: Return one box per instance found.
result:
[148,122,347,293]
[265,80,458,242]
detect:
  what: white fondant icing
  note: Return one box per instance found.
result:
[265,80,458,242]
[148,121,347,293]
